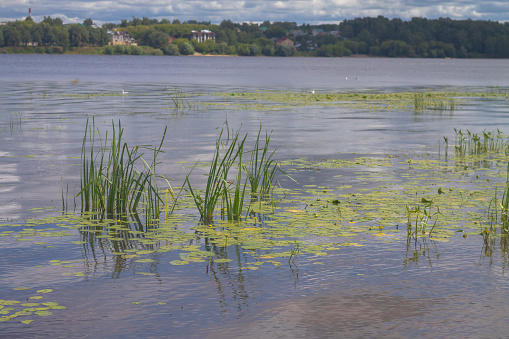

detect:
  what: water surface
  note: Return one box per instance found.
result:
[1,55,509,337]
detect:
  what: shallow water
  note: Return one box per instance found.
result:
[1,55,509,337]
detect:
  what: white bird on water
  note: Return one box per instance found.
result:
[309,89,315,94]
[122,90,129,95]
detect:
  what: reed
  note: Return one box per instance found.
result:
[77,118,166,222]
[9,112,22,132]
[164,87,192,113]
[185,130,246,223]
[454,128,505,157]
[185,124,283,223]
[501,162,509,232]
[414,92,455,111]
[406,199,441,239]
[243,125,280,198]
[222,136,248,221]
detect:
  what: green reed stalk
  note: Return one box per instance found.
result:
[501,162,509,230]
[186,130,242,223]
[223,135,248,220]
[77,119,165,222]
[243,126,278,197]
[413,92,425,110]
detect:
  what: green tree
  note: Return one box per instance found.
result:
[54,26,70,50]
[265,25,287,39]
[68,24,89,47]
[249,44,261,56]
[114,45,127,55]
[42,16,63,26]
[83,18,94,27]
[113,45,129,55]
[102,23,117,30]
[215,42,228,54]
[179,41,194,55]
[104,46,114,55]
[236,43,250,56]
[225,45,236,55]
[30,24,43,46]
[41,23,56,46]
[254,36,273,47]
[129,45,142,55]
[380,40,414,57]
[139,28,169,49]
[161,43,179,55]
[3,24,21,46]
[18,24,32,46]
[262,45,275,56]
[276,44,296,56]
[316,42,351,57]
[195,39,216,54]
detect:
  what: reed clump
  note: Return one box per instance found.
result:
[454,128,505,157]
[414,92,455,111]
[244,125,280,198]
[164,87,192,114]
[406,198,441,239]
[77,118,166,222]
[185,125,283,224]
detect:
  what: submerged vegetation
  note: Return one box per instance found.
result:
[413,92,455,110]
[213,89,508,111]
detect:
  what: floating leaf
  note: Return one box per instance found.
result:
[34,311,52,316]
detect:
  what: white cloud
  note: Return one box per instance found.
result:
[0,0,508,24]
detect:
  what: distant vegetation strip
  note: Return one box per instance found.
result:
[1,15,509,58]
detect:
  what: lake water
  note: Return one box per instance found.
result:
[1,54,509,338]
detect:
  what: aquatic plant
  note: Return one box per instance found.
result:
[164,87,192,113]
[221,134,248,221]
[185,129,247,223]
[9,112,22,132]
[243,125,280,198]
[77,118,167,222]
[185,124,285,223]
[453,128,505,157]
[500,162,509,233]
[413,92,455,111]
[406,198,441,239]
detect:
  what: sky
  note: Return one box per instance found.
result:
[1,0,508,25]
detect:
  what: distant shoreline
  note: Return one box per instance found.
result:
[0,47,478,59]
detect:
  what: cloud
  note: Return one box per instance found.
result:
[0,0,508,24]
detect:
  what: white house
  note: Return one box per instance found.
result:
[190,30,216,43]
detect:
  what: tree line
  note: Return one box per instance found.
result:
[1,15,509,58]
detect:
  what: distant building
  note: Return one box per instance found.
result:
[306,40,318,51]
[108,30,135,46]
[275,37,294,48]
[190,30,216,43]
[168,35,176,44]
[289,30,306,37]
[312,28,325,36]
